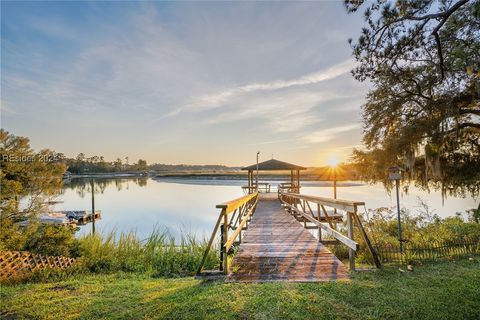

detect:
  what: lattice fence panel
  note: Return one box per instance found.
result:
[0,251,76,281]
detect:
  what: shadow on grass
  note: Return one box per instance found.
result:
[2,260,479,320]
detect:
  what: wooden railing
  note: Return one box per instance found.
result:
[0,251,76,282]
[279,191,382,270]
[197,191,259,275]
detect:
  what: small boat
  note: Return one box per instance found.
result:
[17,212,75,227]
[63,210,101,225]
[39,212,71,225]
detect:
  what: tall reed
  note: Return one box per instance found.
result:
[77,228,218,277]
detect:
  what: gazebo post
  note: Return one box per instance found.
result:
[248,170,252,194]
[297,170,300,193]
[290,170,293,192]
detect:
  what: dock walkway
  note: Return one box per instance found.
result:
[228,198,349,282]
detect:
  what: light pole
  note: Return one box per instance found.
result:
[256,152,260,191]
[388,166,403,251]
[327,157,339,214]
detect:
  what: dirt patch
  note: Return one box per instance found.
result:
[49,284,77,291]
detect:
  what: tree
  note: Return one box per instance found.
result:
[134,159,148,171]
[114,158,123,171]
[1,129,66,218]
[346,0,480,198]
[76,153,85,162]
[0,130,73,253]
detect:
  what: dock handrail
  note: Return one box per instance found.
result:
[279,191,382,270]
[197,191,259,275]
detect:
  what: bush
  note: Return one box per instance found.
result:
[0,217,78,257]
[24,224,77,257]
[330,205,480,264]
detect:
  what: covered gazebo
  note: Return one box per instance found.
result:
[242,158,306,194]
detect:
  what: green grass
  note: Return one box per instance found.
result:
[1,259,479,320]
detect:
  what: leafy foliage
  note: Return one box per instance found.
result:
[1,129,66,218]
[0,130,76,255]
[331,202,480,264]
[346,0,480,197]
[0,220,78,257]
[65,154,148,174]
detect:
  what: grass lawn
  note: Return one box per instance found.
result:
[1,259,479,320]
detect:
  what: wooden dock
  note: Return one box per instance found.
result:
[228,198,349,282]
[197,189,381,282]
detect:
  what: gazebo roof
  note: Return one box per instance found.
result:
[242,158,306,171]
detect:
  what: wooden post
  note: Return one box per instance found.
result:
[302,200,307,228]
[317,203,322,242]
[223,210,229,274]
[90,179,95,234]
[219,224,224,272]
[290,170,294,191]
[239,206,243,242]
[347,212,355,271]
[297,170,300,193]
[248,170,252,194]
[352,207,382,268]
[256,152,259,191]
[333,170,337,214]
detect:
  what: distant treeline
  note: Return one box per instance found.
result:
[65,153,238,174]
[65,154,147,174]
[149,163,239,172]
[64,153,359,180]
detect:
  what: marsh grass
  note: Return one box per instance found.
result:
[77,227,218,277]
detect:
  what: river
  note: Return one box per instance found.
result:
[55,177,477,240]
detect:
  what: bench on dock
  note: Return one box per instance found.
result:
[241,182,271,193]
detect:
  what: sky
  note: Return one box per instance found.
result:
[1,1,370,167]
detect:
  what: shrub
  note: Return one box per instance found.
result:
[329,206,480,264]
[24,224,77,257]
[0,217,77,257]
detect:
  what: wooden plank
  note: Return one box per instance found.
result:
[228,200,349,282]
[281,192,364,212]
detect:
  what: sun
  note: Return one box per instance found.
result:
[327,156,339,167]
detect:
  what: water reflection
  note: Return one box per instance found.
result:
[58,177,242,240]
[63,177,148,198]
[57,177,476,240]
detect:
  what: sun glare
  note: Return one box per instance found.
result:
[327,157,339,167]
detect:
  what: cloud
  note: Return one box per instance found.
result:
[181,59,355,113]
[303,123,361,144]
[200,89,359,136]
[2,1,368,164]
[248,138,298,146]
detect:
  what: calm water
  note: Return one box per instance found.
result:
[56,177,477,240]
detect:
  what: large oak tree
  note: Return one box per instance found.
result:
[346,0,480,198]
